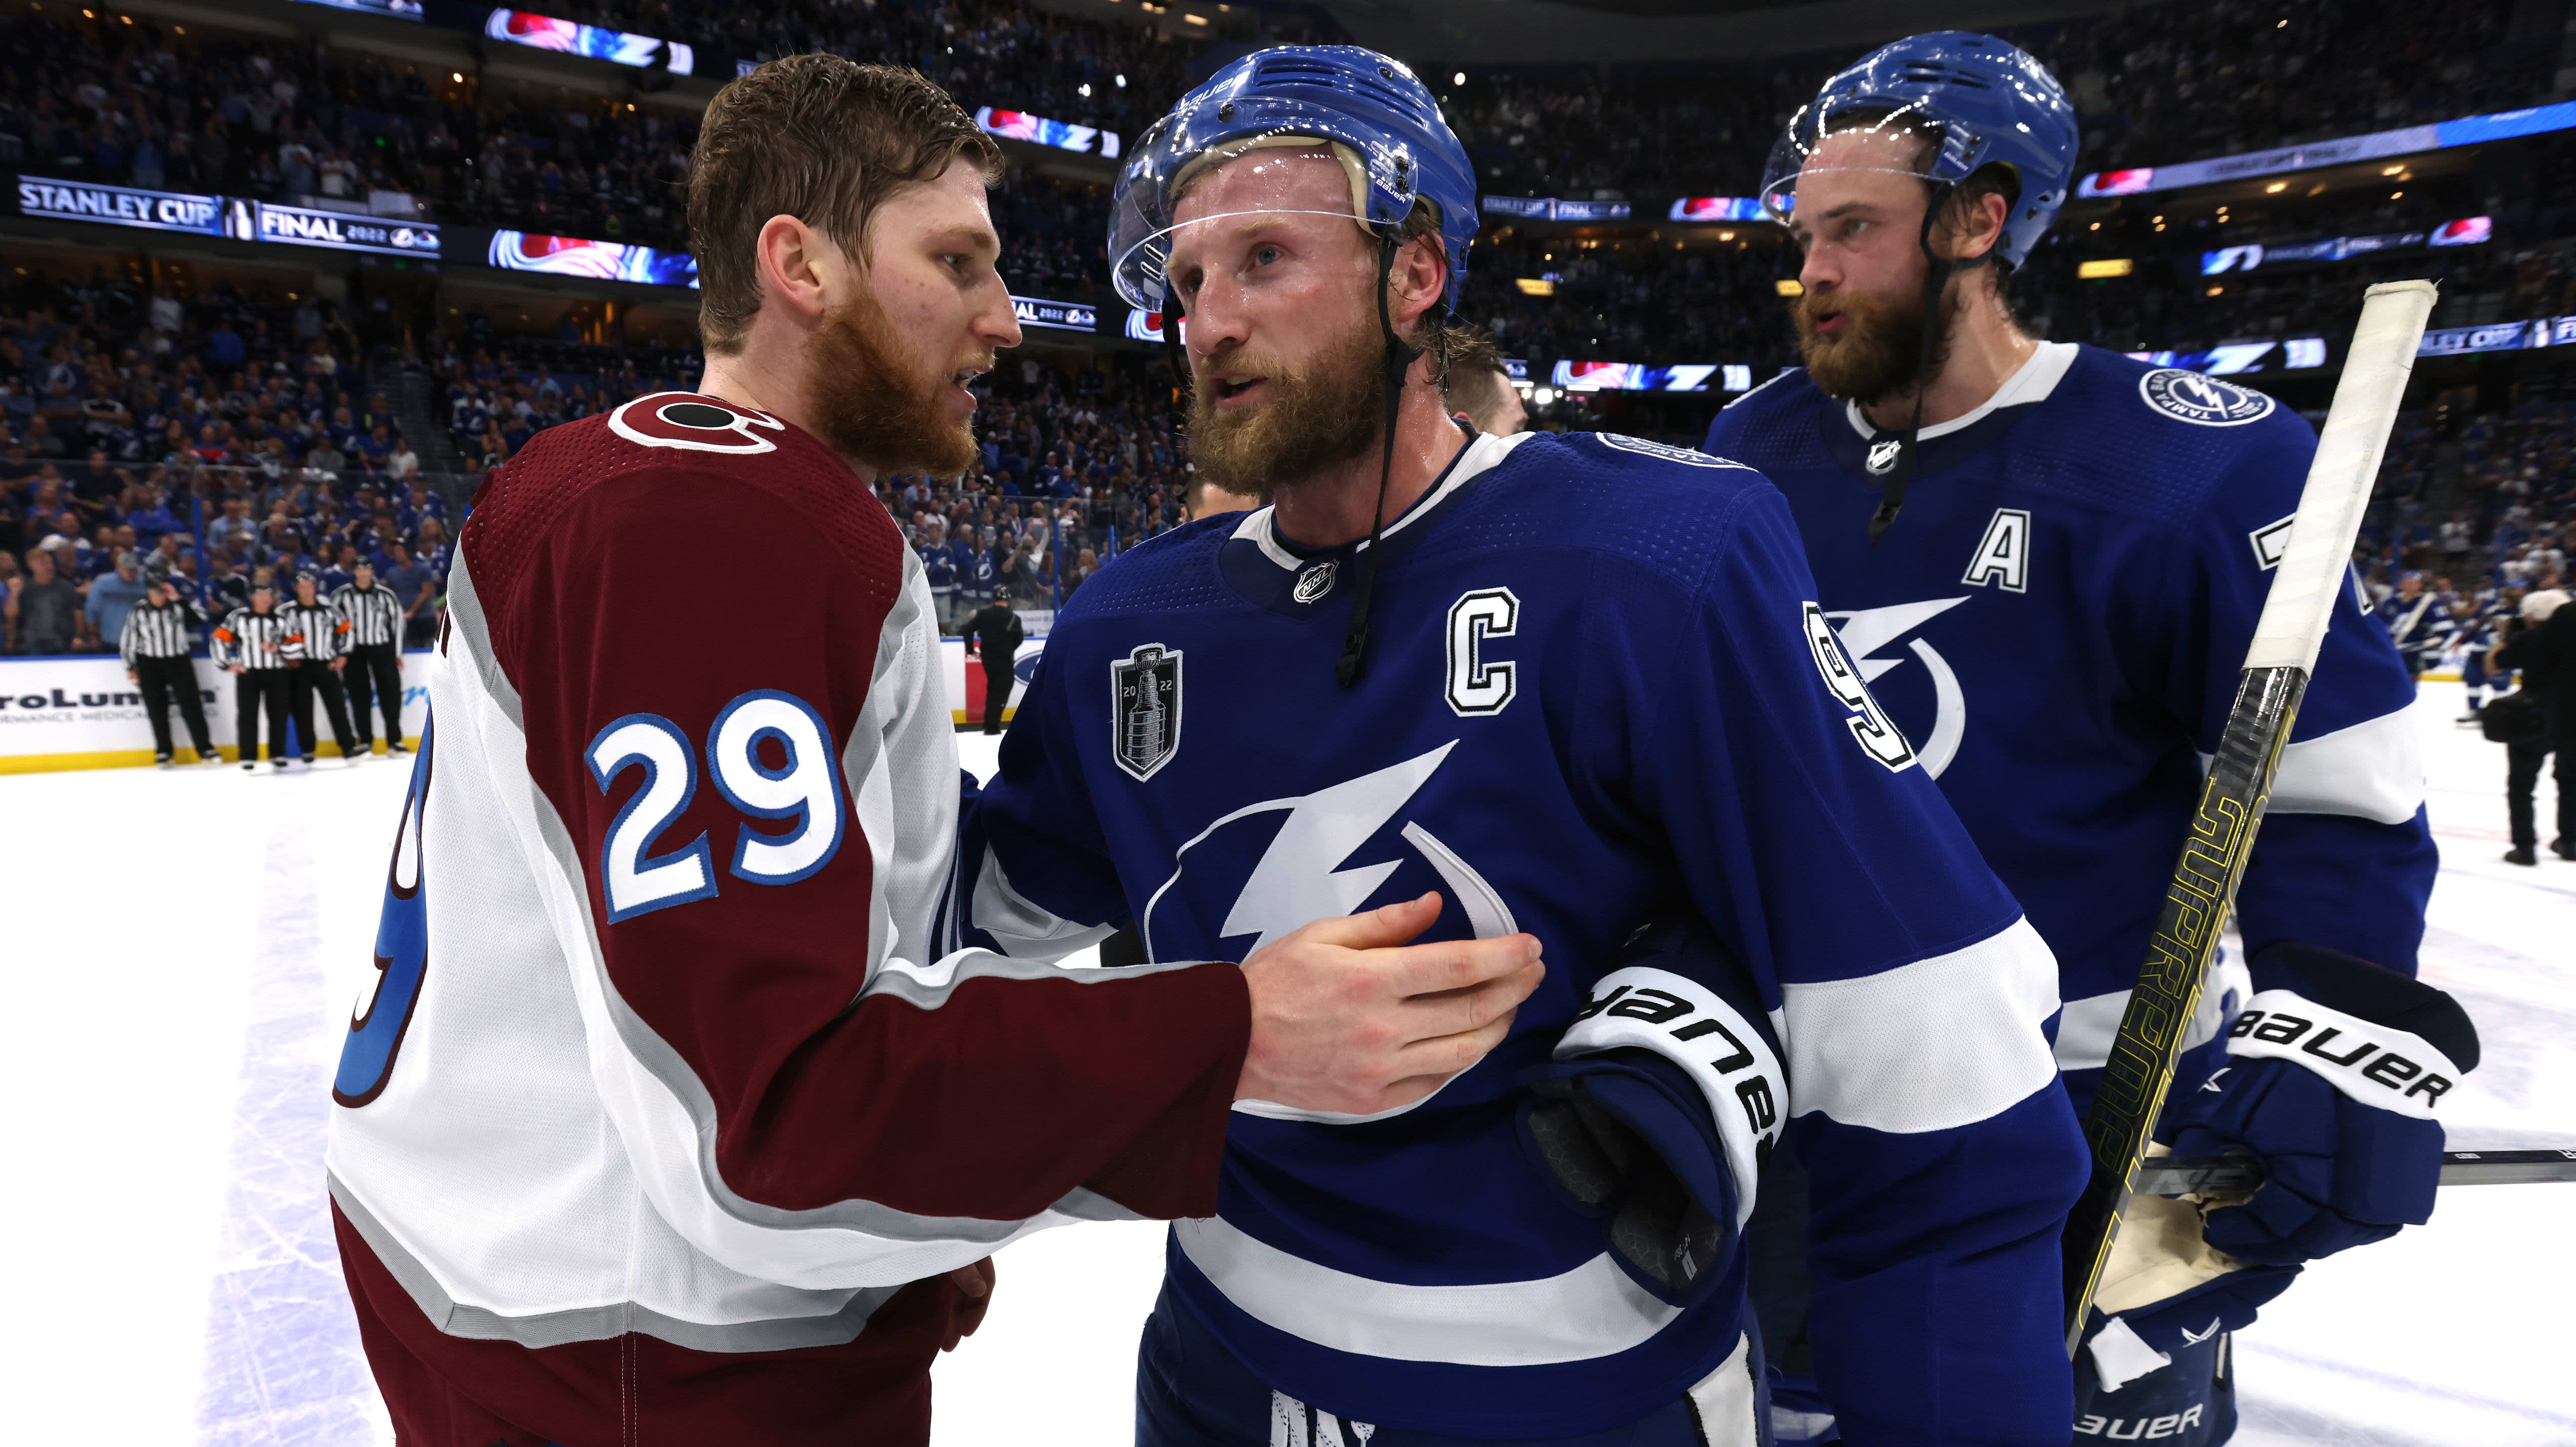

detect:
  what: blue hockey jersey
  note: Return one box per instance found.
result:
[1706,343,2439,1113]
[963,428,2087,1442]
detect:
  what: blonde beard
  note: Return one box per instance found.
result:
[1186,304,1386,501]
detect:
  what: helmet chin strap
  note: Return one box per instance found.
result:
[1871,182,1991,547]
[1336,235,1424,689]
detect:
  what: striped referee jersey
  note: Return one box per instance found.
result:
[119,597,204,666]
[282,600,351,663]
[331,581,406,649]
[210,609,300,670]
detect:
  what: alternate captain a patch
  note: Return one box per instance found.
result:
[1113,643,1184,781]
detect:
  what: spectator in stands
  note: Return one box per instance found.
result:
[383,539,436,647]
[85,548,149,652]
[11,538,83,654]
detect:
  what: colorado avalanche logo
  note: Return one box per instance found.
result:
[2140,369,2275,427]
[608,391,787,454]
[335,714,434,1107]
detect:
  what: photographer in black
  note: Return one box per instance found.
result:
[2489,587,2575,865]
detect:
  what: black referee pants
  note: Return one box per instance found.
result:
[291,660,358,760]
[982,659,1014,735]
[344,643,404,749]
[136,655,214,759]
[236,668,293,763]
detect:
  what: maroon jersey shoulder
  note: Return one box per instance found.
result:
[462,393,904,649]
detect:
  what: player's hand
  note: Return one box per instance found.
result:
[1235,892,1544,1116]
[938,1258,996,1352]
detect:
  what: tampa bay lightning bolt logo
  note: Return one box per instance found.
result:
[335,713,433,1108]
[1828,600,1970,779]
[2139,369,2275,427]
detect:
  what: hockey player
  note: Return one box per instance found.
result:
[324,56,1545,1446]
[1708,33,2476,1445]
[962,45,2089,1447]
[2376,571,2441,678]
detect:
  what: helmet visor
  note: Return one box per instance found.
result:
[1759,100,1946,231]
[1110,126,1377,312]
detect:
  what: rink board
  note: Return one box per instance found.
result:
[0,652,436,773]
[0,640,1049,771]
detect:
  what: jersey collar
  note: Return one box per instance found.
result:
[1228,427,1540,573]
[1219,428,1540,616]
[1839,340,2079,444]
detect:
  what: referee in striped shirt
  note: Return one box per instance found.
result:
[122,573,219,767]
[211,580,298,771]
[332,559,408,756]
[285,570,361,767]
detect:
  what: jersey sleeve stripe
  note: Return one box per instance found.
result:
[1171,1216,1682,1367]
[972,845,1121,960]
[2049,952,2244,1073]
[1779,915,2062,1134]
[2260,707,2425,825]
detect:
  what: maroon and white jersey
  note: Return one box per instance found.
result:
[325,392,1250,1441]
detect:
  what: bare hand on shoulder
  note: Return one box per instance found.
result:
[1236,893,1544,1116]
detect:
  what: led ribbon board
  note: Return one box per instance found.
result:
[2079,102,2576,198]
[975,108,1121,159]
[487,231,699,287]
[16,177,223,235]
[483,10,696,74]
[228,201,442,257]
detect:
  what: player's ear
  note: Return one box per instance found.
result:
[752,214,841,328]
[1389,233,1449,334]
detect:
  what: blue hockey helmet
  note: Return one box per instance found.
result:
[1108,45,1478,314]
[1760,31,2077,268]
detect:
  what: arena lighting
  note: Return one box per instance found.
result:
[289,0,424,15]
[1776,278,1803,296]
[481,9,695,74]
[974,107,1122,159]
[2077,258,2135,279]
[1514,277,1555,297]
[2076,96,2576,198]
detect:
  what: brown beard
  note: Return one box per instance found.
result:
[1185,303,1386,502]
[804,290,981,477]
[1793,280,1956,407]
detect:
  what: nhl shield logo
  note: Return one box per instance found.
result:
[1866,438,1904,475]
[1293,561,1338,604]
[1112,643,1183,781]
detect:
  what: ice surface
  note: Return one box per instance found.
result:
[0,688,2562,1444]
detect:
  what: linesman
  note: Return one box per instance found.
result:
[284,570,360,766]
[211,580,297,771]
[332,558,409,756]
[122,572,219,767]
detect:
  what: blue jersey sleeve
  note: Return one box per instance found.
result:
[2142,422,2437,975]
[954,653,1129,961]
[1598,477,2088,1446]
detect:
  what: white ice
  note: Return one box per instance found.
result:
[0,684,2565,1445]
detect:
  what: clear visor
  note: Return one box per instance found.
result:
[1758,100,1945,229]
[1110,128,1377,312]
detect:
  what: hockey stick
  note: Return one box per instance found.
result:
[2136,1148,2576,1197]
[2061,280,2439,1355]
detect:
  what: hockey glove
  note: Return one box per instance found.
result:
[2166,941,2480,1266]
[1518,915,1787,1308]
